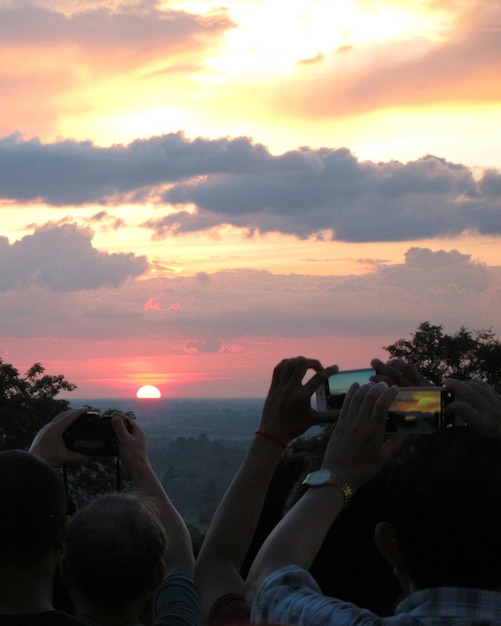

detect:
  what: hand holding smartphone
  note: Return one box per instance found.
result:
[316,369,455,434]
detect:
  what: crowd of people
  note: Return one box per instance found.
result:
[1,356,501,625]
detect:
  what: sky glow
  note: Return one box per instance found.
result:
[0,0,500,399]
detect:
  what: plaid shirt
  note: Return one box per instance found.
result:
[252,565,501,625]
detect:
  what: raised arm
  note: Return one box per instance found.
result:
[245,381,402,607]
[111,414,195,573]
[195,356,338,622]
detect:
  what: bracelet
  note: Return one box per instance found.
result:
[330,476,353,510]
[255,429,288,453]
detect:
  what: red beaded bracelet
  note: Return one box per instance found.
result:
[255,429,288,452]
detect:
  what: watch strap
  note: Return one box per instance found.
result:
[302,471,353,509]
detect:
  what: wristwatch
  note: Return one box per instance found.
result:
[302,469,353,509]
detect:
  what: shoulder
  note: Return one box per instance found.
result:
[255,564,321,598]
[208,593,249,626]
[156,568,198,598]
[154,569,201,626]
[252,565,372,626]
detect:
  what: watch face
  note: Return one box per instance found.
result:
[306,469,332,486]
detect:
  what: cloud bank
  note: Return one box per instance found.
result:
[0,223,148,291]
[0,245,498,346]
[1,133,500,242]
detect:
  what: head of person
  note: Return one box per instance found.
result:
[60,492,166,615]
[380,427,501,592]
[0,450,68,571]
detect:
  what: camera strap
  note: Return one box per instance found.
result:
[62,455,124,509]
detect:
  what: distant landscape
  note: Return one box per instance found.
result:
[67,397,269,542]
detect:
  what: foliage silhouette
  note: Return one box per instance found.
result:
[0,359,75,451]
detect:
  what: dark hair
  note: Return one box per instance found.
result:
[387,428,501,590]
[63,493,166,608]
[0,450,67,568]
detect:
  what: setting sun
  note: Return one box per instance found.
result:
[136,385,162,399]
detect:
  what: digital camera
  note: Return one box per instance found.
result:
[63,411,121,457]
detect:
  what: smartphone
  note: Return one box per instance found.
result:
[386,387,455,434]
[316,368,375,411]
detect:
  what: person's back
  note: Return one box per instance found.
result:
[0,450,83,625]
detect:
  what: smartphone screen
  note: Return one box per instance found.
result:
[386,387,455,434]
[316,368,375,410]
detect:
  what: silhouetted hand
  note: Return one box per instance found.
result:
[29,408,90,466]
[371,358,430,387]
[258,356,339,443]
[322,382,403,491]
[445,379,501,439]
[111,412,149,477]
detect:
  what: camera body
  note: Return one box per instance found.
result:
[316,368,375,410]
[63,411,120,457]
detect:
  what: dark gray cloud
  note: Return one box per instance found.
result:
[0,223,148,291]
[1,133,500,242]
[0,133,269,205]
[184,338,224,354]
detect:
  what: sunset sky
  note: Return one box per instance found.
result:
[1,0,500,399]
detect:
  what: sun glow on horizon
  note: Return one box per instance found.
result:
[136,385,162,399]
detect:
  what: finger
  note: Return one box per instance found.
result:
[302,364,338,397]
[371,359,408,386]
[370,374,396,386]
[48,408,88,430]
[444,400,480,424]
[65,451,90,465]
[270,356,316,388]
[370,384,398,423]
[381,434,405,463]
[445,379,493,413]
[338,382,365,422]
[111,415,131,440]
[269,359,289,387]
[464,380,501,404]
[286,356,325,382]
[397,362,429,386]
[308,408,341,425]
[356,383,393,423]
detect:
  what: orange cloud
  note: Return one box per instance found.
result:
[0,3,234,139]
[270,1,501,117]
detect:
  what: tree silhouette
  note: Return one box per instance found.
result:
[385,321,501,389]
[0,358,75,450]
